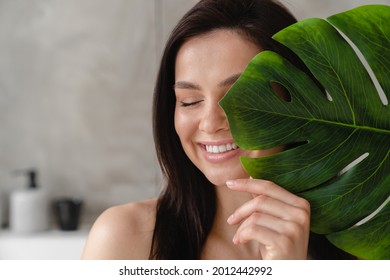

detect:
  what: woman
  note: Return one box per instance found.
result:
[82,0,355,260]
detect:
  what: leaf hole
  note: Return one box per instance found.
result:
[271,82,291,102]
[329,24,388,106]
[284,140,309,150]
[310,152,370,190]
[325,90,333,101]
[354,195,390,227]
[337,152,369,176]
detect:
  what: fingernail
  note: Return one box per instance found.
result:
[226,180,236,187]
[227,214,234,224]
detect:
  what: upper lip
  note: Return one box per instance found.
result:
[199,140,236,146]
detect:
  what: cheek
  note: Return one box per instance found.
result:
[174,111,199,162]
[174,110,195,142]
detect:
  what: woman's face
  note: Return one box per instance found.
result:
[174,29,281,187]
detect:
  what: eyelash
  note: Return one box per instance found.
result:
[180,100,203,107]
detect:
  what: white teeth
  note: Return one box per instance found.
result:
[205,143,238,154]
[218,145,227,153]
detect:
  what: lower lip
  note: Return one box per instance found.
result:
[200,145,241,163]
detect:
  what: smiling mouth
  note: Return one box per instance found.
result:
[205,143,238,154]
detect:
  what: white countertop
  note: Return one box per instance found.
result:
[0,227,89,260]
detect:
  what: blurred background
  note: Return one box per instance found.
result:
[0,0,388,259]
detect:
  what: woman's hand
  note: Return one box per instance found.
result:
[226,178,311,260]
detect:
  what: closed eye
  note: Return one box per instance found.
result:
[180,100,203,107]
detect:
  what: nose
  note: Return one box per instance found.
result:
[199,102,229,134]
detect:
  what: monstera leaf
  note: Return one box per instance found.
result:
[220,5,390,259]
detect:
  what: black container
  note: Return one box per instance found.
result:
[53,198,83,231]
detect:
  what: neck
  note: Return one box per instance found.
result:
[215,184,252,230]
[201,184,260,259]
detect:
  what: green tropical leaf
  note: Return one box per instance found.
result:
[219,5,390,259]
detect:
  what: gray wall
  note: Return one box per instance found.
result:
[0,0,388,223]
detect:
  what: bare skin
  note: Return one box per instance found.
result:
[81,29,310,260]
[81,178,309,259]
[82,199,156,259]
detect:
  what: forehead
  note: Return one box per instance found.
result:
[177,29,260,58]
[175,29,261,81]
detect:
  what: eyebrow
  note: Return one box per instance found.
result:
[173,72,242,90]
[217,73,242,87]
[173,81,201,90]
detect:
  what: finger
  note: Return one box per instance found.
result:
[226,178,310,209]
[233,223,301,260]
[233,212,308,242]
[233,222,285,249]
[232,212,310,259]
[227,194,309,226]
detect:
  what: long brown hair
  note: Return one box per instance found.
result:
[151,0,354,259]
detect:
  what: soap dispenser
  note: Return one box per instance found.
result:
[10,169,49,233]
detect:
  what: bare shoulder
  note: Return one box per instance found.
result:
[81,198,157,259]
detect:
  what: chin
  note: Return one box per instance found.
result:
[204,169,249,187]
